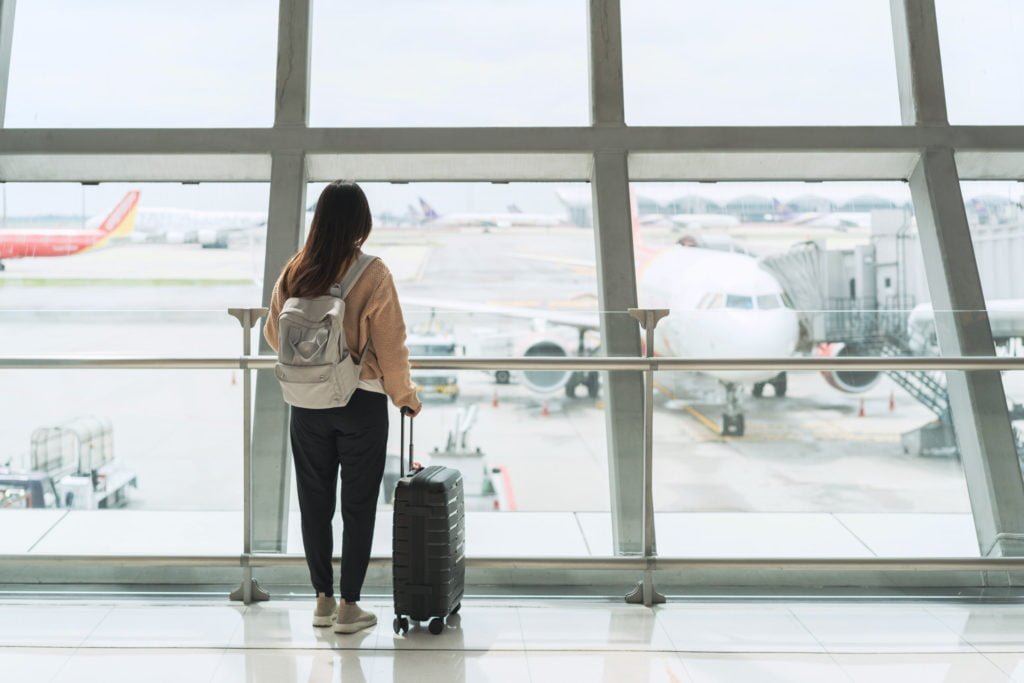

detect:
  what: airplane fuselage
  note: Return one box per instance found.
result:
[0,229,111,258]
[0,191,140,263]
[637,245,800,385]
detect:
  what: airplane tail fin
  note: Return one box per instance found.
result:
[631,187,657,266]
[98,191,141,238]
[418,197,439,221]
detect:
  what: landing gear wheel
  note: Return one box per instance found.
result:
[771,372,787,398]
[393,616,409,635]
[752,382,765,398]
[495,370,511,385]
[721,414,745,437]
[449,393,459,403]
[428,617,445,635]
[565,381,578,399]
[450,603,461,615]
[585,372,600,399]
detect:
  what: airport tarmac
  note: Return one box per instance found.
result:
[0,225,1012,518]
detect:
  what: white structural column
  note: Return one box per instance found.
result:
[0,0,16,124]
[892,0,1024,556]
[252,0,313,552]
[588,0,646,554]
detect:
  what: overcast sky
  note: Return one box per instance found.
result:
[2,0,1021,216]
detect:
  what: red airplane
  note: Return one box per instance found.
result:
[0,191,140,271]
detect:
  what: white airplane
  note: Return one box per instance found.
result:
[670,213,742,230]
[416,198,573,229]
[133,208,268,248]
[406,239,800,435]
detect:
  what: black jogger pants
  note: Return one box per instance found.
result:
[290,389,388,602]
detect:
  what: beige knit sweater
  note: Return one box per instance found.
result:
[264,254,421,411]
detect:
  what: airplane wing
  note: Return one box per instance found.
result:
[402,296,601,332]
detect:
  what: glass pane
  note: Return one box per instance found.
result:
[644,371,975,558]
[628,180,976,556]
[276,182,607,557]
[936,0,1024,124]
[5,0,277,127]
[960,181,1024,488]
[0,182,268,328]
[309,1,589,126]
[0,369,242,555]
[0,183,266,552]
[622,0,902,125]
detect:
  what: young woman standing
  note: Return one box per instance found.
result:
[264,181,421,634]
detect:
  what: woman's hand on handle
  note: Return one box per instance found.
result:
[401,403,422,418]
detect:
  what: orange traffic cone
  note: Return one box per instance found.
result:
[541,400,550,417]
[858,399,865,418]
[889,391,896,412]
[492,390,499,408]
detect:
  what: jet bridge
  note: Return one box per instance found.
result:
[761,209,1024,457]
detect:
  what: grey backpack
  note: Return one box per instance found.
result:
[274,253,378,409]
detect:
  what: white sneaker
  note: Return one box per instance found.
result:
[333,602,377,634]
[312,592,338,627]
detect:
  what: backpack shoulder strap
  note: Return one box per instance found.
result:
[337,252,378,299]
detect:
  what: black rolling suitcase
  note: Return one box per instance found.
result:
[391,410,465,636]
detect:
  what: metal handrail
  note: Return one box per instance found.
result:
[5,328,1024,602]
[4,355,1024,372]
[3,553,1024,573]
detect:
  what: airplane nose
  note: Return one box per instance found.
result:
[701,309,800,383]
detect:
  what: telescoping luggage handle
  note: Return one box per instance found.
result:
[400,407,415,478]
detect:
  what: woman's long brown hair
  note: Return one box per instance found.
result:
[279,181,373,298]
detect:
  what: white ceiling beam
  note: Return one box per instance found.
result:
[2,126,1023,155]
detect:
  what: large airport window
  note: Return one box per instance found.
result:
[0,183,268,550]
[309,1,589,126]
[936,0,1024,124]
[4,0,277,127]
[619,181,977,558]
[621,0,902,125]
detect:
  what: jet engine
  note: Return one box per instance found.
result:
[519,337,573,394]
[818,342,881,394]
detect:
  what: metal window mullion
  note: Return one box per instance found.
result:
[0,0,16,126]
[249,0,314,557]
[588,0,625,127]
[889,0,948,126]
[588,0,647,556]
[891,0,1024,557]
[274,0,312,128]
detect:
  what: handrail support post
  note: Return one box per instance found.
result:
[625,308,669,607]
[228,307,270,604]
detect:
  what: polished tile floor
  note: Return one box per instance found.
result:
[2,597,1024,681]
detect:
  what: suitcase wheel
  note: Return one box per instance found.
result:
[428,616,445,635]
[393,616,409,635]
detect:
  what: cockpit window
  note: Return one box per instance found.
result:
[757,294,781,309]
[725,294,754,310]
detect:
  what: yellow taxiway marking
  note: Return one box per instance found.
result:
[684,405,723,436]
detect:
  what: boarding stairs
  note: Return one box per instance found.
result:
[822,298,951,422]
[876,339,949,420]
